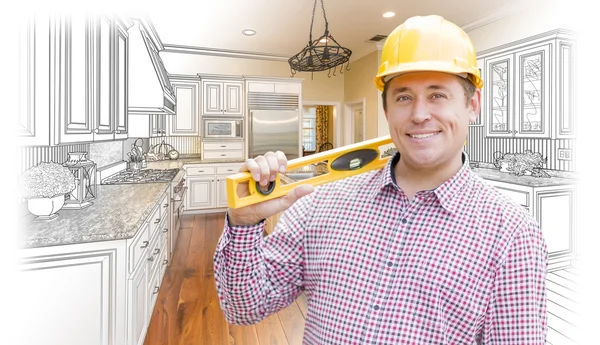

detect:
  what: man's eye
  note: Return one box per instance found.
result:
[431,93,446,99]
[396,95,411,102]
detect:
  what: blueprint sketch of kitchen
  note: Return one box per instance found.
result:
[13,4,583,344]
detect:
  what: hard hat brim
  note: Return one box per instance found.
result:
[374,61,483,91]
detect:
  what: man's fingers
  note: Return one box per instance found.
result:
[277,184,314,211]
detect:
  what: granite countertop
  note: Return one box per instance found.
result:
[471,167,577,187]
[19,183,170,249]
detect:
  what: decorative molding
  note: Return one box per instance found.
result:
[162,44,290,62]
[460,2,523,33]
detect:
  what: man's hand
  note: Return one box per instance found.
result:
[227,151,314,226]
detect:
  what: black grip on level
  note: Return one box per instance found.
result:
[331,149,379,171]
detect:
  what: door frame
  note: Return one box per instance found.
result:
[302,101,342,148]
[343,98,366,146]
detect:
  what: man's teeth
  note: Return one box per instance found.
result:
[410,132,438,139]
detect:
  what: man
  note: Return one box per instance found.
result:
[214,15,547,344]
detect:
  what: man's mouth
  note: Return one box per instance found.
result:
[408,131,440,139]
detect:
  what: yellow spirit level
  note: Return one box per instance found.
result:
[226,135,395,209]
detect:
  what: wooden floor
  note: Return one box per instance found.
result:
[145,213,580,345]
[144,213,307,345]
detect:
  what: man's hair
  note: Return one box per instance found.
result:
[381,75,477,112]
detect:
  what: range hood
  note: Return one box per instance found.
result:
[128,18,176,115]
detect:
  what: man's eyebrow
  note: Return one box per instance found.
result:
[390,84,450,94]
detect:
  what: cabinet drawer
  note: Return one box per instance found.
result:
[186,166,216,176]
[203,150,244,160]
[128,222,150,274]
[204,141,243,150]
[158,192,169,221]
[216,165,241,175]
[148,204,162,238]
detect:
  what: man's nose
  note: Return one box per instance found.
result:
[410,99,432,123]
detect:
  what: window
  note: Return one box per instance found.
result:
[302,107,316,151]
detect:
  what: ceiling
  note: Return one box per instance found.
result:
[145,0,525,62]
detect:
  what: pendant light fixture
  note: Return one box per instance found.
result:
[289,0,352,78]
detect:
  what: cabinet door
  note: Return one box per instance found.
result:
[114,19,129,140]
[170,80,200,135]
[223,82,243,115]
[485,53,514,138]
[17,14,51,146]
[94,16,115,141]
[556,39,576,138]
[203,81,223,115]
[55,15,95,144]
[20,249,117,345]
[128,258,148,345]
[514,43,551,138]
[216,176,229,207]
[536,188,575,270]
[186,177,215,209]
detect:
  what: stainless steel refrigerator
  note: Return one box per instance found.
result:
[248,92,301,160]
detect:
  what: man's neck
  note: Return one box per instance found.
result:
[393,154,464,201]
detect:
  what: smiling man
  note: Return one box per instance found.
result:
[214,15,547,344]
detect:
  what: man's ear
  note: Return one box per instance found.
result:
[469,89,482,123]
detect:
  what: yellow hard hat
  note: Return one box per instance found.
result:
[374,15,483,91]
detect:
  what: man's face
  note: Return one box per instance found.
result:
[384,71,480,172]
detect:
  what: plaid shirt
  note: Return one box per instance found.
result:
[214,153,547,344]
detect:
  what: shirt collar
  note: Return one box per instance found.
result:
[371,151,474,214]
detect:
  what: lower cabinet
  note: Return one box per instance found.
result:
[185,162,243,212]
[18,190,170,345]
[483,179,577,271]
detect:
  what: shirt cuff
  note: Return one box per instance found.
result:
[216,212,265,252]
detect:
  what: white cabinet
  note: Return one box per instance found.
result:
[19,242,126,345]
[169,76,201,136]
[185,163,243,212]
[483,179,576,271]
[480,29,576,139]
[18,190,170,345]
[16,14,131,146]
[202,141,244,160]
[246,79,302,95]
[129,114,167,138]
[199,76,244,116]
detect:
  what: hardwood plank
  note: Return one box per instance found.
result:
[254,313,290,345]
[277,302,305,345]
[296,293,308,319]
[144,226,194,345]
[177,220,206,345]
[201,275,231,345]
[229,325,260,345]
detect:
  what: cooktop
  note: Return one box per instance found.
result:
[101,168,180,185]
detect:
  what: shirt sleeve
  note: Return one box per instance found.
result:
[483,218,548,344]
[213,206,307,325]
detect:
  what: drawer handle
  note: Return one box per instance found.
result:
[153,286,159,294]
[148,256,154,262]
[220,154,226,156]
[221,145,226,147]
[163,259,168,265]
[140,241,149,249]
[227,169,233,172]
[198,170,204,172]
[163,227,168,233]
[153,248,161,255]
[154,218,161,224]
[163,203,169,208]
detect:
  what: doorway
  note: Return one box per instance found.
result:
[343,99,366,146]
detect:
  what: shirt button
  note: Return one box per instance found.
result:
[401,218,408,224]
[373,305,380,311]
[387,261,393,267]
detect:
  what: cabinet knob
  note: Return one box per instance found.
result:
[94,128,100,134]
[114,129,121,134]
[148,256,154,262]
[163,259,168,265]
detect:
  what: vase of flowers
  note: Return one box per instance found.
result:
[20,162,76,221]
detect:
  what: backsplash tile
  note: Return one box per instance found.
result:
[89,141,125,169]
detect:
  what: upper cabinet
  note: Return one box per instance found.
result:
[199,75,244,117]
[16,14,132,146]
[479,29,576,139]
[169,76,201,136]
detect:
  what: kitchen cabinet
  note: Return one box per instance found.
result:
[202,141,244,160]
[185,162,244,212]
[199,75,244,116]
[129,114,167,137]
[479,29,576,139]
[18,190,170,345]
[16,14,131,146]
[482,178,576,271]
[245,77,302,95]
[169,76,201,136]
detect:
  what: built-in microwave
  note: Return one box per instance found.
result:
[203,118,243,139]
